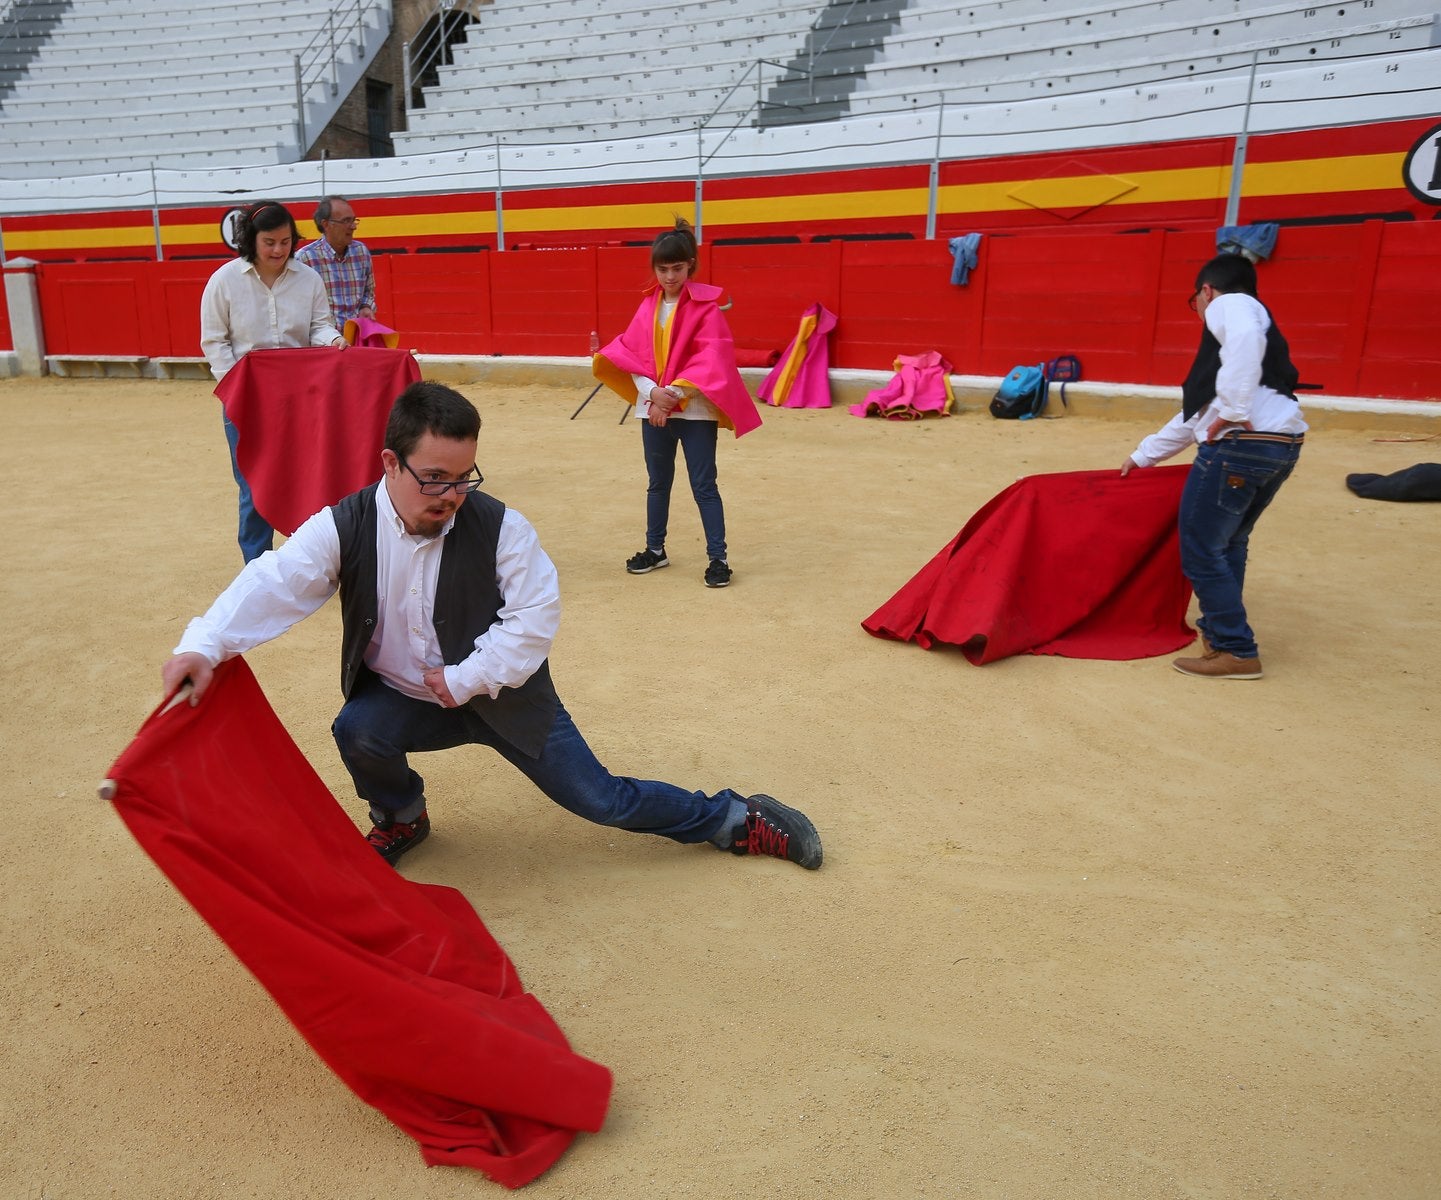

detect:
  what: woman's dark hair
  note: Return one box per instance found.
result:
[237,201,301,263]
[384,381,482,460]
[650,217,698,271]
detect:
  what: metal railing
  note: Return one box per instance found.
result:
[403,0,483,109]
[292,0,389,146]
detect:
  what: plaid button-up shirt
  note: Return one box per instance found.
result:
[295,238,376,324]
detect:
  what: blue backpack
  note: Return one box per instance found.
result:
[989,355,1081,420]
[989,362,1048,420]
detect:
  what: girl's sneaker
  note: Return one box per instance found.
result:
[704,559,732,588]
[626,547,669,574]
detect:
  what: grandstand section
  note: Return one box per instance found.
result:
[0,0,1437,402]
[0,0,393,177]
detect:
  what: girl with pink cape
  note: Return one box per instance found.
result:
[592,219,761,589]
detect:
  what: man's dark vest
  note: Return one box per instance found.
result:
[331,485,560,758]
[1180,304,1300,421]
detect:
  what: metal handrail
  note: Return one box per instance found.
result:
[404,0,484,110]
[292,0,387,143]
[697,0,878,136]
[0,0,62,56]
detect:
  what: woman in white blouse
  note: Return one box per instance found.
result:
[200,201,345,562]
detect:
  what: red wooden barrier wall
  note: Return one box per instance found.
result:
[28,221,1441,400]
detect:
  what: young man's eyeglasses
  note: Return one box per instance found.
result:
[399,457,484,495]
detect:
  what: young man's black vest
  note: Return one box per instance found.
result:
[331,484,560,758]
[1180,303,1300,421]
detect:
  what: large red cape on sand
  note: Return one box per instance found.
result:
[217,346,421,535]
[862,466,1195,663]
[102,658,612,1189]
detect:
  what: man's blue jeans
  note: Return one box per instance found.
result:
[641,418,726,561]
[331,677,739,843]
[222,411,274,563]
[1178,433,1302,660]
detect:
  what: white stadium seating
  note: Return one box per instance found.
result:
[0,0,1436,193]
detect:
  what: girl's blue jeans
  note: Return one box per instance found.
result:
[641,418,726,561]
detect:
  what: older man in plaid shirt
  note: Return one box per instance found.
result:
[296,196,377,329]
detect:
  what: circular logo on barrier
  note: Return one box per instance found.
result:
[1401,120,1441,205]
[220,207,246,252]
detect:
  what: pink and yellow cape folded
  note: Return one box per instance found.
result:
[103,658,613,1189]
[592,280,761,437]
[848,351,955,420]
[758,302,837,409]
[216,346,421,535]
[862,466,1195,663]
[343,315,401,348]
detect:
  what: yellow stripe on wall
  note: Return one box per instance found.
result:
[501,202,695,234]
[4,224,155,251]
[0,151,1408,252]
[1240,152,1401,198]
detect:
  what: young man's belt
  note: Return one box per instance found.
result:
[1220,430,1305,445]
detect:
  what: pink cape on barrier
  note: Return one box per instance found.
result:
[758,302,837,408]
[862,466,1195,663]
[102,658,613,1189]
[216,346,422,535]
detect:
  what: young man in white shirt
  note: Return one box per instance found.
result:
[1121,253,1306,680]
[162,382,822,870]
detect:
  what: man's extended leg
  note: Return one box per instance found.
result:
[486,700,822,868]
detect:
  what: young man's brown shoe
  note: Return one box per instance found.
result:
[1172,652,1263,680]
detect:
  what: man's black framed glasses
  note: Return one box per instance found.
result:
[399,457,484,496]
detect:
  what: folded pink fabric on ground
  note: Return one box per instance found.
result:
[103,658,612,1188]
[863,465,1194,662]
[848,351,955,420]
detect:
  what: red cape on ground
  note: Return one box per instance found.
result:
[862,466,1194,663]
[216,347,421,535]
[102,659,612,1189]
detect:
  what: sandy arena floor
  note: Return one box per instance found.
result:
[1,375,1437,1199]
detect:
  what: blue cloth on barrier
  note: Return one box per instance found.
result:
[1216,223,1279,262]
[948,233,982,285]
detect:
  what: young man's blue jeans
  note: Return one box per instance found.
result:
[331,676,740,843]
[641,418,726,561]
[223,411,274,563]
[1178,433,1302,660]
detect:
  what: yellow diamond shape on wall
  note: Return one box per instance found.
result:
[1007,164,1139,219]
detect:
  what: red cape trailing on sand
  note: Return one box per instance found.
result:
[863,466,1195,663]
[102,658,612,1189]
[216,346,421,535]
[758,302,837,409]
[592,279,761,436]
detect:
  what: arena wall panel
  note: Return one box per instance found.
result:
[3,117,1436,266]
[24,220,1441,401]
